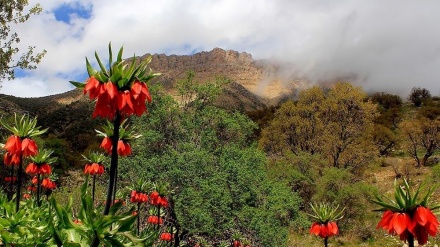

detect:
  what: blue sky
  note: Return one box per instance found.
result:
[54,3,91,24]
[4,0,440,98]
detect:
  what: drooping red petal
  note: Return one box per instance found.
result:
[5,135,21,154]
[39,164,52,175]
[21,138,38,157]
[131,81,142,99]
[150,191,160,206]
[4,152,20,166]
[100,137,113,154]
[327,221,339,236]
[415,206,430,226]
[392,213,409,235]
[25,163,38,175]
[377,210,394,230]
[130,190,137,203]
[104,82,118,99]
[124,142,132,156]
[84,76,101,99]
[319,224,328,238]
[117,140,125,156]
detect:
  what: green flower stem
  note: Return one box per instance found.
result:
[103,111,121,215]
[137,203,140,236]
[8,165,14,200]
[15,155,23,212]
[92,175,96,203]
[37,174,41,206]
[157,205,161,230]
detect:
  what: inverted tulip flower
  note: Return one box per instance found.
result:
[4,152,21,166]
[82,152,106,202]
[372,178,440,247]
[129,179,150,236]
[41,177,56,190]
[308,203,344,247]
[160,232,173,241]
[71,43,159,120]
[26,149,57,205]
[4,135,21,155]
[1,114,47,211]
[96,120,140,157]
[21,138,38,157]
[147,215,163,225]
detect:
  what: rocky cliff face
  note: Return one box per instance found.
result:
[142,47,301,101]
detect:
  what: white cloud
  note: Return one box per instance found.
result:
[3,0,440,97]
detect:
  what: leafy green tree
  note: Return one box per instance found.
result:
[1,0,46,82]
[120,75,300,246]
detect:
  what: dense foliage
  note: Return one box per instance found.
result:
[119,73,302,246]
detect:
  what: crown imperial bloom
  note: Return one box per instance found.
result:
[373,179,440,246]
[84,163,105,175]
[4,135,22,154]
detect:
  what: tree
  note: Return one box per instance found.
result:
[260,83,378,174]
[408,87,431,107]
[1,0,46,82]
[119,75,300,246]
[399,117,440,167]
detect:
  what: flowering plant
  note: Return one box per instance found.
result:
[372,178,440,246]
[308,203,344,247]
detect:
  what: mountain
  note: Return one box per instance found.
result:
[0,47,305,117]
[0,48,303,161]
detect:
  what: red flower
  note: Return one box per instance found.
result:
[27,185,37,192]
[147,216,163,225]
[117,90,134,116]
[409,206,439,245]
[130,190,148,203]
[39,164,52,175]
[310,221,339,238]
[131,81,152,116]
[4,152,20,165]
[21,138,38,157]
[25,163,51,175]
[150,191,168,207]
[93,93,116,119]
[73,219,82,225]
[160,232,173,241]
[377,209,438,245]
[377,210,394,232]
[117,140,132,156]
[5,135,21,154]
[4,176,17,182]
[84,163,105,175]
[100,137,113,154]
[25,163,39,174]
[391,212,411,235]
[84,76,102,99]
[233,240,241,247]
[104,82,118,100]
[23,193,31,199]
[150,191,160,205]
[41,178,56,189]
